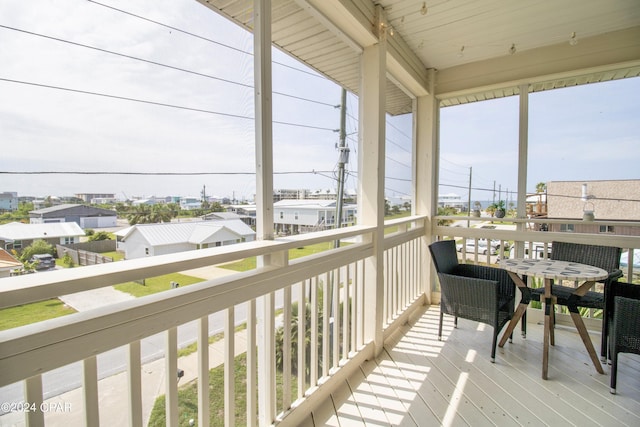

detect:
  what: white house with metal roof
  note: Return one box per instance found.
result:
[0,222,85,252]
[274,199,357,234]
[115,220,256,259]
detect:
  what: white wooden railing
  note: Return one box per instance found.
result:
[0,216,428,427]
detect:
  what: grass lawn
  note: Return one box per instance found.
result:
[101,251,125,261]
[115,273,204,298]
[0,299,76,331]
[220,241,349,272]
[148,352,296,427]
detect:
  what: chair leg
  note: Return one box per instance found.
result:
[610,351,618,394]
[438,311,444,341]
[490,328,498,363]
[454,316,458,328]
[521,310,527,338]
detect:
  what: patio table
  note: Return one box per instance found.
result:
[498,258,608,379]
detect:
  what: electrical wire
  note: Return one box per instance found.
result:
[0,78,338,132]
[86,0,327,79]
[0,24,338,109]
[0,170,335,176]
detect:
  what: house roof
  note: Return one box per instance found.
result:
[30,204,116,216]
[0,249,22,270]
[0,222,85,240]
[274,200,337,209]
[203,212,242,220]
[119,221,255,246]
[197,0,640,114]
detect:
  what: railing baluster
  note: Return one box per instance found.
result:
[342,264,350,361]
[310,276,318,386]
[127,340,142,427]
[198,316,210,427]
[297,280,306,399]
[247,299,257,427]
[165,327,178,427]
[25,375,44,427]
[322,272,330,379]
[332,268,339,370]
[83,355,99,426]
[282,285,292,410]
[225,306,235,427]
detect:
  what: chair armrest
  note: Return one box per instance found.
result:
[608,269,624,282]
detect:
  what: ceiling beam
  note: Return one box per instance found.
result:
[436,26,640,99]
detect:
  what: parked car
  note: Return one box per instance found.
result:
[456,239,498,255]
[30,254,56,270]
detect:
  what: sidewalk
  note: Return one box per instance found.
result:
[0,331,248,426]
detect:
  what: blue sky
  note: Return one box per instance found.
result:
[1,0,638,204]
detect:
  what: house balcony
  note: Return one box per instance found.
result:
[1,216,639,426]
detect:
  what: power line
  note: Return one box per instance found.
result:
[0,78,338,132]
[0,170,335,176]
[86,0,326,79]
[0,24,338,109]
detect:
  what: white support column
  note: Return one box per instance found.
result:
[358,28,386,353]
[414,69,439,299]
[254,1,276,425]
[516,83,529,258]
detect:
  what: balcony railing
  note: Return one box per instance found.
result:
[0,216,427,426]
[2,214,639,426]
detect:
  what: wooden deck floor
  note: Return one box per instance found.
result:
[308,305,640,426]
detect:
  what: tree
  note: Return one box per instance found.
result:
[88,231,112,241]
[18,239,54,263]
[536,182,547,193]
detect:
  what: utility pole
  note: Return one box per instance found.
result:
[334,88,349,248]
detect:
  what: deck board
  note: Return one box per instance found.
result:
[311,305,640,426]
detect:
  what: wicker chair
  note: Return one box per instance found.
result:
[605,280,640,362]
[429,240,516,362]
[530,241,622,359]
[610,294,640,394]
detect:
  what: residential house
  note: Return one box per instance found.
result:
[29,204,117,229]
[546,180,640,236]
[0,192,19,212]
[74,193,116,203]
[0,249,22,278]
[0,221,85,252]
[115,220,255,259]
[274,199,357,234]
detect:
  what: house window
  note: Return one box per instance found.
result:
[14,240,22,249]
[294,212,299,220]
[560,224,575,232]
[64,237,75,245]
[145,247,149,255]
[599,225,615,234]
[279,211,284,219]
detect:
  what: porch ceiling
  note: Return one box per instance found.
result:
[196,0,640,114]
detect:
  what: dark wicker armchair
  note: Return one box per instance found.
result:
[530,241,622,359]
[429,240,516,362]
[610,292,640,394]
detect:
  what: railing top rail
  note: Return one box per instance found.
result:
[436,215,640,228]
[0,225,375,309]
